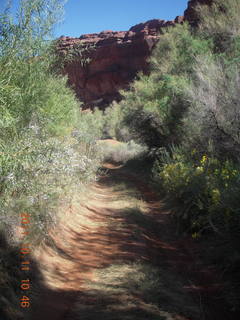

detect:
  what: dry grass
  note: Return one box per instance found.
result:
[97,139,148,164]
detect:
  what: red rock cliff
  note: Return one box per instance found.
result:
[57,0,213,109]
[57,17,183,109]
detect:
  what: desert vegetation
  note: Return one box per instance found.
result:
[0,1,147,318]
[1,0,240,319]
[0,1,104,318]
[105,0,240,313]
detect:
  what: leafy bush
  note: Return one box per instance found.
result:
[195,0,240,52]
[182,54,240,161]
[75,108,105,142]
[151,23,212,75]
[153,146,240,312]
[0,0,102,244]
[0,133,100,243]
[108,0,240,312]
[0,1,104,318]
[154,148,240,236]
[103,102,125,140]
[110,24,211,149]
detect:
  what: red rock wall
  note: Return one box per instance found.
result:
[57,18,183,109]
[57,0,213,109]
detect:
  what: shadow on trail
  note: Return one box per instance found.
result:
[27,162,232,320]
[0,230,46,320]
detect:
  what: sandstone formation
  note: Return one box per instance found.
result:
[57,0,212,109]
[57,18,184,109]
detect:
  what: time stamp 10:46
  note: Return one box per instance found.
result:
[20,212,31,309]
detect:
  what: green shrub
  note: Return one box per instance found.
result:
[182,54,240,161]
[98,140,148,164]
[110,23,212,149]
[75,108,105,142]
[151,23,212,75]
[195,0,240,52]
[105,0,240,313]
[0,0,102,243]
[103,102,125,140]
[0,1,104,318]
[153,146,240,311]
[154,148,240,237]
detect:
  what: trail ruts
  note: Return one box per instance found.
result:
[28,162,227,320]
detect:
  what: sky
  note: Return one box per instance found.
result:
[0,0,189,38]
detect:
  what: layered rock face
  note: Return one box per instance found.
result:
[57,17,184,109]
[57,0,213,109]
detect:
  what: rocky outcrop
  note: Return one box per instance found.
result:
[57,0,213,109]
[57,18,184,109]
[184,0,213,26]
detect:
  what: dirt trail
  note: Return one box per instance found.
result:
[28,162,226,320]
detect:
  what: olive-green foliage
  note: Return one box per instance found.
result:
[0,1,104,318]
[75,108,105,142]
[153,145,240,311]
[103,102,126,140]
[0,0,101,243]
[107,0,240,312]
[0,59,79,138]
[154,148,240,236]
[114,0,240,236]
[195,0,240,52]
[113,24,211,148]
[0,0,77,139]
[151,23,212,75]
[183,54,240,160]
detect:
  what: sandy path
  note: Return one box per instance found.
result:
[28,163,226,320]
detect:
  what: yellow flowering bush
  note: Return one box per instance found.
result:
[153,149,240,236]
